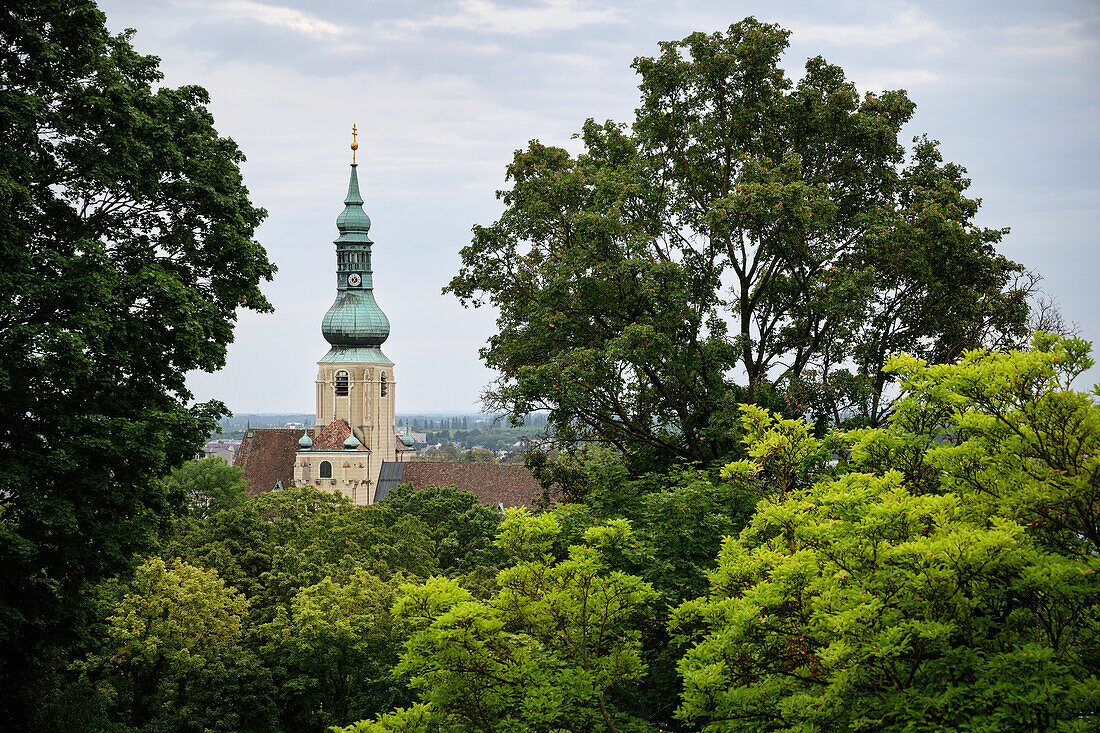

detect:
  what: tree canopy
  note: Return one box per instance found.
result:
[447,18,1028,469]
[165,455,251,519]
[0,0,274,720]
[75,557,271,732]
[339,510,659,733]
[320,336,1099,733]
[673,335,1100,731]
[48,343,1097,732]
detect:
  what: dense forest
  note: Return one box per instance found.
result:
[26,339,1100,732]
[2,3,1096,732]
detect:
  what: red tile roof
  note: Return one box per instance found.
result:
[233,429,301,496]
[308,419,376,451]
[312,420,352,451]
[397,462,552,509]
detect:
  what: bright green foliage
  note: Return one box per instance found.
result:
[0,1,274,718]
[77,557,275,731]
[673,337,1100,732]
[381,484,507,576]
[674,476,1099,731]
[526,447,759,603]
[447,18,1026,470]
[853,333,1100,559]
[597,468,758,730]
[720,403,833,499]
[96,558,247,692]
[262,569,410,730]
[336,702,444,732]
[344,509,659,732]
[165,456,250,519]
[527,450,761,729]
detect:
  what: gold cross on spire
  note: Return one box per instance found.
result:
[351,124,358,164]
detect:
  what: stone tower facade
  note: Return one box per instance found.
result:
[292,138,396,504]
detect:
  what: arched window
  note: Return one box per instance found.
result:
[319,461,332,479]
[335,370,349,396]
[380,371,388,396]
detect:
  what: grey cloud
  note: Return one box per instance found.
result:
[92,0,1100,411]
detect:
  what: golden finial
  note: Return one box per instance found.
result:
[350,124,358,164]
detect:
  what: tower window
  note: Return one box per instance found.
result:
[380,371,388,397]
[335,370,349,396]
[319,461,332,479]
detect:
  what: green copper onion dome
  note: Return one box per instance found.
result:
[343,433,361,450]
[321,148,391,351]
[401,434,415,447]
[298,431,313,449]
[321,287,390,347]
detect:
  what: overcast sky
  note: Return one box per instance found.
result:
[97,0,1099,414]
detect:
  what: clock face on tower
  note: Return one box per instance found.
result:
[347,273,362,288]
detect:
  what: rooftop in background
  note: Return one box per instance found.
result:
[234,429,302,496]
[375,462,551,508]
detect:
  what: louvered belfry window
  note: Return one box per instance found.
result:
[335,370,350,396]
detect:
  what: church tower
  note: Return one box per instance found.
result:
[292,128,397,504]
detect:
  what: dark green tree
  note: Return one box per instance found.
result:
[261,569,412,731]
[167,486,437,624]
[161,486,438,729]
[165,455,251,519]
[380,484,507,577]
[0,0,274,720]
[447,18,1028,469]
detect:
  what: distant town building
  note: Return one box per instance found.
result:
[202,439,240,463]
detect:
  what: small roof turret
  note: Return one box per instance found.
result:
[298,431,313,449]
[343,432,361,450]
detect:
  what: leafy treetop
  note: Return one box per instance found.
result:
[447,18,1028,471]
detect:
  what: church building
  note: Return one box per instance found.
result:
[289,130,401,504]
[234,132,547,508]
[235,132,414,504]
